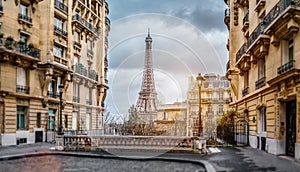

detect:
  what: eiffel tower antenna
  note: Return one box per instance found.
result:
[136,29,158,121]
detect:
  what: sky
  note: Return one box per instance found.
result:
[105,0,228,119]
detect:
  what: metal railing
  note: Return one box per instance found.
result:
[86,100,92,105]
[16,85,30,94]
[255,77,266,89]
[243,11,249,25]
[47,91,59,98]
[73,14,99,36]
[236,43,247,63]
[74,63,98,81]
[0,5,3,13]
[74,41,81,48]
[0,37,40,59]
[55,0,68,13]
[278,60,295,75]
[54,26,68,37]
[105,16,111,25]
[18,13,32,23]
[247,22,265,49]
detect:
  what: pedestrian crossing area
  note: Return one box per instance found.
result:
[208,147,221,154]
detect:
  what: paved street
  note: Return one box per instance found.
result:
[0,143,300,171]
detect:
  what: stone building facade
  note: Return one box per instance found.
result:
[0,0,110,145]
[187,74,230,137]
[224,0,300,159]
[155,102,187,136]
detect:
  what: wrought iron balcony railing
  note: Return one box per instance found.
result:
[88,69,98,81]
[54,26,68,38]
[18,14,32,23]
[0,37,40,60]
[55,0,68,13]
[236,43,247,63]
[74,63,98,81]
[277,60,295,75]
[242,87,249,97]
[0,5,3,13]
[73,14,99,36]
[47,91,59,98]
[74,41,81,48]
[16,85,30,94]
[255,77,266,90]
[86,100,92,105]
[247,22,265,49]
[243,11,249,25]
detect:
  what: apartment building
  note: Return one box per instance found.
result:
[187,74,230,137]
[224,0,300,159]
[0,0,110,145]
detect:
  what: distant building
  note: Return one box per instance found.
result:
[155,102,187,136]
[187,74,231,137]
[0,0,110,145]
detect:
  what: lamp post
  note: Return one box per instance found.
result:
[196,73,204,137]
[58,84,64,135]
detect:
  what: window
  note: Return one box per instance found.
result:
[219,92,224,100]
[87,39,92,51]
[37,113,41,128]
[73,82,80,102]
[74,31,79,43]
[48,109,56,131]
[17,67,27,87]
[86,87,92,105]
[17,106,27,129]
[54,45,64,58]
[244,71,249,88]
[54,17,63,30]
[19,33,29,44]
[260,107,267,132]
[208,93,212,100]
[282,39,294,64]
[218,105,223,113]
[86,111,91,130]
[163,112,168,120]
[258,58,265,79]
[72,112,77,130]
[208,105,212,113]
[48,77,61,98]
[20,4,28,16]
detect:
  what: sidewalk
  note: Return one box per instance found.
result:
[0,142,55,157]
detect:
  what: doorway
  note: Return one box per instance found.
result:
[286,100,296,157]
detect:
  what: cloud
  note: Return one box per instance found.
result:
[105,0,228,116]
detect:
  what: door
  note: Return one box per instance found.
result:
[35,131,43,143]
[286,100,296,156]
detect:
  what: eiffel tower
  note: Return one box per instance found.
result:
[136,29,159,122]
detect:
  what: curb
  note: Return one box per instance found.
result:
[0,151,216,172]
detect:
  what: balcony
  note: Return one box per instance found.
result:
[236,43,247,63]
[87,49,94,57]
[278,60,295,76]
[0,37,40,60]
[16,85,30,94]
[105,17,111,25]
[72,14,99,37]
[47,91,59,99]
[74,63,87,76]
[18,14,32,24]
[73,96,80,103]
[54,55,68,66]
[255,77,266,89]
[54,26,68,38]
[224,8,230,30]
[242,11,249,32]
[264,0,300,36]
[88,69,98,81]
[242,87,249,97]
[255,0,266,14]
[55,0,68,13]
[74,41,81,49]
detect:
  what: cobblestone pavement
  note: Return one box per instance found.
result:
[0,155,205,172]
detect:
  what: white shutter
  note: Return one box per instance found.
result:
[17,67,26,86]
[72,112,77,130]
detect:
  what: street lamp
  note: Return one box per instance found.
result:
[58,84,64,135]
[196,73,205,137]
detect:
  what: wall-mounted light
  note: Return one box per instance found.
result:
[252,116,256,123]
